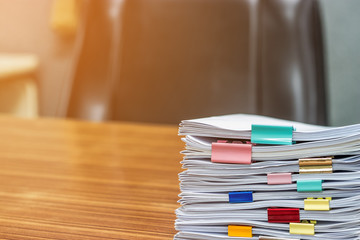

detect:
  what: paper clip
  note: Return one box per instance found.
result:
[304,197,331,211]
[299,157,333,174]
[259,236,300,240]
[301,220,317,224]
[229,191,253,203]
[211,140,252,164]
[267,208,300,223]
[297,179,323,192]
[289,222,315,235]
[299,157,333,166]
[267,173,292,185]
[228,225,252,237]
[251,125,294,145]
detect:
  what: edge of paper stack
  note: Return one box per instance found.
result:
[174,114,360,240]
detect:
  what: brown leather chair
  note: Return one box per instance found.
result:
[67,0,327,125]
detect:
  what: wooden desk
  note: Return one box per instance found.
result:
[0,116,181,239]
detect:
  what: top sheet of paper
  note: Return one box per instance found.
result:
[182,114,328,132]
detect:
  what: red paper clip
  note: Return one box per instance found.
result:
[268,208,300,223]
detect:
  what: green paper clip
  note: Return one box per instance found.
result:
[297,179,323,192]
[251,125,294,145]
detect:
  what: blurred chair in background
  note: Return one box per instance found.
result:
[66,0,326,125]
[0,54,39,118]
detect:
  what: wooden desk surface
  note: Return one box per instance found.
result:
[0,116,181,239]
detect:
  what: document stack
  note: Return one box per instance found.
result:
[175,114,360,240]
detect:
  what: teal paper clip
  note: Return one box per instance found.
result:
[297,179,323,192]
[251,125,294,145]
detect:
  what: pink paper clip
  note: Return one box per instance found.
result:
[211,141,252,164]
[267,173,292,184]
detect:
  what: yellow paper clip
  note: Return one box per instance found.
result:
[301,220,317,224]
[228,225,252,237]
[304,197,331,211]
[289,222,315,235]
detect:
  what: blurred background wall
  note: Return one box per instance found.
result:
[0,0,77,117]
[320,0,360,126]
[0,0,359,126]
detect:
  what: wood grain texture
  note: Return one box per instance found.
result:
[0,115,181,239]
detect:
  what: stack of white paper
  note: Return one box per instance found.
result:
[175,114,360,240]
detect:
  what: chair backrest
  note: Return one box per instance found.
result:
[67,0,327,125]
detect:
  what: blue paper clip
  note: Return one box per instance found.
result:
[229,191,253,203]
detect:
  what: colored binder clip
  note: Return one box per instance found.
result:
[229,191,253,203]
[304,197,331,211]
[211,140,252,164]
[289,222,315,235]
[267,208,300,223]
[267,173,292,185]
[299,157,333,174]
[301,220,317,224]
[251,125,294,145]
[259,236,300,240]
[297,179,323,192]
[228,225,252,237]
